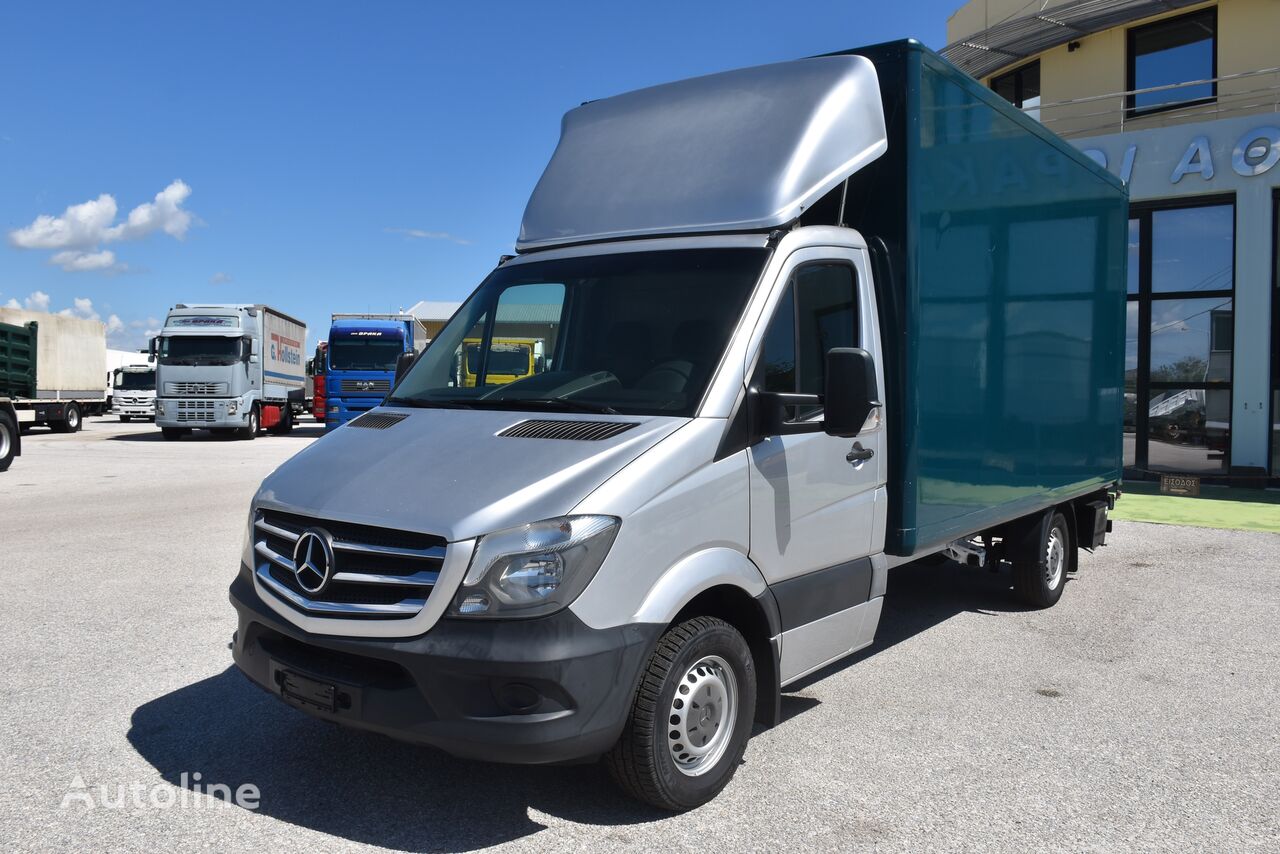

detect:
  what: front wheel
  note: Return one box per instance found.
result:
[238,405,260,440]
[0,410,16,471]
[1012,511,1072,609]
[606,616,756,811]
[119,415,132,423]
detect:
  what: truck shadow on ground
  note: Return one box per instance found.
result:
[107,425,327,442]
[128,668,666,851]
[127,558,1034,851]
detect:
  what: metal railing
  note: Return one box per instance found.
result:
[1029,67,1280,136]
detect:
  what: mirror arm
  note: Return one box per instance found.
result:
[750,389,825,437]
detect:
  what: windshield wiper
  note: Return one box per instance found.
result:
[506,398,620,415]
[383,397,477,409]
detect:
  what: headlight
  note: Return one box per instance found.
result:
[155,401,165,414]
[329,405,339,414]
[227,400,239,415]
[448,515,619,618]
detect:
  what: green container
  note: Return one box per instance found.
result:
[0,321,37,400]
[838,41,1128,556]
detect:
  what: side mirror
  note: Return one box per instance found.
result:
[148,337,157,363]
[823,348,880,438]
[394,351,417,387]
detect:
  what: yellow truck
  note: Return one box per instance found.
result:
[459,337,543,387]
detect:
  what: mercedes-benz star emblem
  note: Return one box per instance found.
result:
[291,528,335,595]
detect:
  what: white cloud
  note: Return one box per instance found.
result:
[385,227,471,246]
[24,290,50,312]
[8,180,195,273]
[51,249,121,272]
[3,298,19,309]
[9,194,118,251]
[209,271,233,285]
[105,180,193,242]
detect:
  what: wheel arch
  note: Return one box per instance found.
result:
[626,548,780,729]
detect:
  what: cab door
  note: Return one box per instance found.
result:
[746,247,887,682]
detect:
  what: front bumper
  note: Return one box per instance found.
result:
[113,403,155,416]
[155,398,249,429]
[229,568,659,764]
[323,394,384,431]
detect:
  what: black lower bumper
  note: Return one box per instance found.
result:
[229,569,660,765]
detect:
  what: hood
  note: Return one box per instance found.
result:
[255,406,687,542]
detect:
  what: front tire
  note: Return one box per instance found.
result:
[238,405,260,440]
[606,616,756,811]
[120,415,132,423]
[0,410,16,472]
[1012,511,1072,608]
[160,427,188,441]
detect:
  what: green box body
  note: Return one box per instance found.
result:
[840,41,1128,556]
[0,321,37,400]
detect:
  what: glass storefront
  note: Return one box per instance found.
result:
[1127,197,1235,476]
[1273,191,1280,478]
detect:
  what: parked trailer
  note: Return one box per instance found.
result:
[228,41,1127,810]
[153,304,306,441]
[0,310,108,433]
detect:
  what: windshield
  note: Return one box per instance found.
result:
[114,369,155,390]
[158,335,241,366]
[329,337,404,371]
[390,248,768,417]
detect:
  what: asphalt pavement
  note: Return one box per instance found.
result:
[1,416,1277,852]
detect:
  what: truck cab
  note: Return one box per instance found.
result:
[111,365,156,422]
[458,337,544,387]
[230,42,1125,811]
[323,316,420,430]
[154,303,306,441]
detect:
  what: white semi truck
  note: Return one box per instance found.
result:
[153,304,307,441]
[0,308,108,434]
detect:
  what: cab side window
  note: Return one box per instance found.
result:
[756,263,858,416]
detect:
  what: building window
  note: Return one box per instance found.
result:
[1127,7,1216,115]
[991,60,1041,120]
[1128,197,1235,477]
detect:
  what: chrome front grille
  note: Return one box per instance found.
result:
[176,400,216,422]
[165,381,228,395]
[340,378,391,394]
[253,509,446,620]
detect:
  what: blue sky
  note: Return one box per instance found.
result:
[0,1,959,351]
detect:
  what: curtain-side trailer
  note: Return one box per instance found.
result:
[0,310,109,434]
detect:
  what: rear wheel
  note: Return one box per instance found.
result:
[51,402,81,433]
[0,410,16,471]
[161,427,188,441]
[269,404,294,435]
[606,616,756,811]
[1012,511,1072,608]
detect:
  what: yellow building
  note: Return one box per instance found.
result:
[945,0,1280,485]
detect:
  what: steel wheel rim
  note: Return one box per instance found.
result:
[67,407,79,429]
[667,654,738,777]
[0,421,10,459]
[1045,524,1066,590]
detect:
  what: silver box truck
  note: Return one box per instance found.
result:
[0,308,108,434]
[153,304,306,440]
[229,42,1127,809]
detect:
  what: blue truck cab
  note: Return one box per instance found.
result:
[324,315,422,429]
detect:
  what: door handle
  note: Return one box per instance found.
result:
[846,442,873,464]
